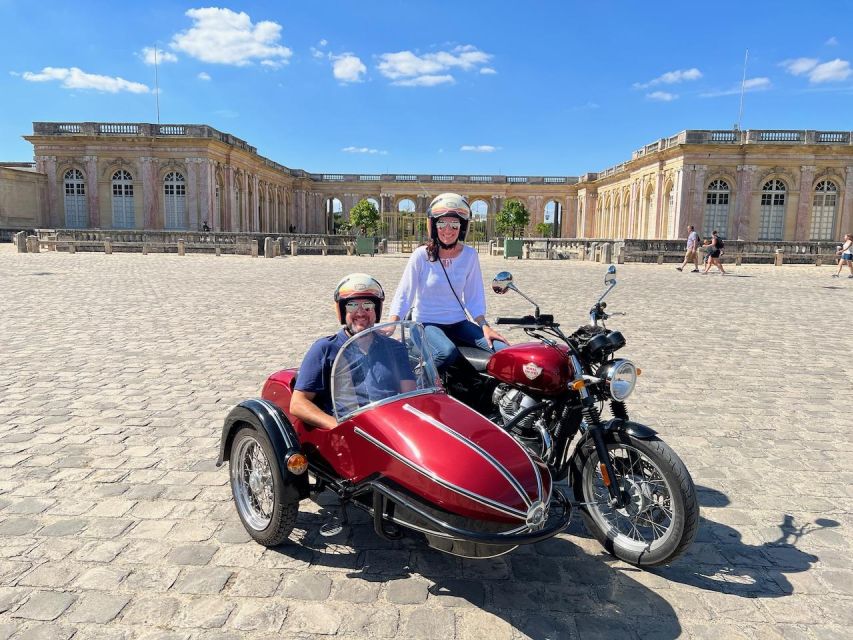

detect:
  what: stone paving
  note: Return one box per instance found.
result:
[0,244,851,640]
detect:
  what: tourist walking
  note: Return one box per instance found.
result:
[833,233,853,278]
[676,225,701,272]
[702,230,727,275]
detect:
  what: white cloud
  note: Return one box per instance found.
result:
[170,7,292,67]
[311,47,325,59]
[479,67,497,75]
[342,146,387,155]
[646,91,677,101]
[781,57,850,83]
[460,145,497,152]
[825,36,839,46]
[394,74,455,87]
[319,39,328,47]
[21,66,149,93]
[378,45,492,86]
[634,68,702,89]
[809,58,851,83]
[699,77,771,97]
[782,57,819,76]
[332,54,366,83]
[197,72,211,81]
[140,47,178,65]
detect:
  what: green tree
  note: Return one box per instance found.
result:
[496,200,530,239]
[349,198,381,236]
[535,222,553,238]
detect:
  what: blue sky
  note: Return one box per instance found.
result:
[2,1,852,175]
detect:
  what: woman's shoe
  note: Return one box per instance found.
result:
[832,274,839,278]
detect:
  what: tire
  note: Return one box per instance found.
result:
[229,425,299,546]
[570,430,698,566]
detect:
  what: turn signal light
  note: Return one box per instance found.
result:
[636,368,642,376]
[599,463,611,487]
[286,453,309,475]
[570,380,586,391]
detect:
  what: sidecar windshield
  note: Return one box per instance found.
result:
[331,321,440,422]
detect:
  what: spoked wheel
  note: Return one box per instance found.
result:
[570,431,698,566]
[230,426,298,546]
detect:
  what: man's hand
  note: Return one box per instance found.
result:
[290,390,337,430]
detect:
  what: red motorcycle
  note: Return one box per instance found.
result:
[217,321,571,559]
[442,266,698,566]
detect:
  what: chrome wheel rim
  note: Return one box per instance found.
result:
[582,444,676,553]
[232,435,274,531]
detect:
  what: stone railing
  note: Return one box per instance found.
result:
[618,239,843,265]
[307,173,580,185]
[30,229,357,256]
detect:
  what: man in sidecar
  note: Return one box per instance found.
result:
[290,273,417,430]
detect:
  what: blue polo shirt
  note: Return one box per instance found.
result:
[294,329,415,417]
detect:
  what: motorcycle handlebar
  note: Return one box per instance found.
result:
[495,314,555,326]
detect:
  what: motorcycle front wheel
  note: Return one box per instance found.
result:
[570,431,698,567]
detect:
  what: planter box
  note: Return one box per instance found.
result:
[356,236,376,256]
[504,238,524,259]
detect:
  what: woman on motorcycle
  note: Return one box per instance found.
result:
[388,193,509,370]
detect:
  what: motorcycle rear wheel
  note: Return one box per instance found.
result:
[229,426,299,547]
[570,431,698,567]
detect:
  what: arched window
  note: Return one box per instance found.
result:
[63,168,88,228]
[644,187,655,238]
[366,197,380,212]
[759,179,786,240]
[470,199,489,220]
[111,170,134,229]
[163,171,187,230]
[398,198,416,213]
[704,179,730,238]
[215,181,222,230]
[810,180,838,241]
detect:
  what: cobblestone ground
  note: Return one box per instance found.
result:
[0,244,851,640]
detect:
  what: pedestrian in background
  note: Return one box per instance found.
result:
[833,233,853,278]
[676,224,701,272]
[702,230,727,275]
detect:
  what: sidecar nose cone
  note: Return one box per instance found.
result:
[526,501,546,529]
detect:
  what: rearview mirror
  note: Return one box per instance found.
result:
[604,265,616,285]
[492,271,514,294]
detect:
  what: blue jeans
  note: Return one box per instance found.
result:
[421,320,508,370]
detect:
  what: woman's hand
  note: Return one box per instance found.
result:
[483,325,509,349]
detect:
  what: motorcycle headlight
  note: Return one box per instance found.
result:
[600,359,637,401]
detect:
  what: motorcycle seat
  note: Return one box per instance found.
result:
[457,346,492,372]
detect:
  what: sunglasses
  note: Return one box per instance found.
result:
[345,300,376,312]
[436,221,461,230]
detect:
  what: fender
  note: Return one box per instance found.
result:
[217,398,309,498]
[577,418,658,450]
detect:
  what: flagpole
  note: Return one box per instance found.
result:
[154,45,161,125]
[736,48,748,130]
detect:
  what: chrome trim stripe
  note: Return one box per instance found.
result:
[442,395,544,507]
[354,427,527,520]
[402,403,533,509]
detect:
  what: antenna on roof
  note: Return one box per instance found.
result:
[736,48,748,131]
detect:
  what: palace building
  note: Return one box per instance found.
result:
[2,122,852,241]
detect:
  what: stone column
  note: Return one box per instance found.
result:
[250,175,260,232]
[627,182,638,237]
[140,157,159,229]
[734,165,756,240]
[199,160,214,231]
[225,166,236,231]
[691,166,708,235]
[564,195,577,238]
[794,165,815,240]
[380,193,392,214]
[654,170,665,238]
[38,156,59,227]
[840,167,853,237]
[186,159,200,231]
[416,194,430,214]
[84,156,100,228]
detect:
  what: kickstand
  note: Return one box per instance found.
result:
[319,499,350,537]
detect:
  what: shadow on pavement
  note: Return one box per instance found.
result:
[269,503,683,640]
[651,485,837,598]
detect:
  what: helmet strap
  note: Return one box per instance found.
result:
[438,239,459,250]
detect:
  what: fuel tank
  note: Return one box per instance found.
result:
[486,343,574,396]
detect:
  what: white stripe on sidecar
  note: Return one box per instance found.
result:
[401,403,535,509]
[354,427,527,520]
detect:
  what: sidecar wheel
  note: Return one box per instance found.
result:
[229,426,298,546]
[570,432,698,567]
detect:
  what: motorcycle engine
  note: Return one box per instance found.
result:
[493,384,539,430]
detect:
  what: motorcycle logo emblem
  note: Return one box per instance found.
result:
[523,362,542,380]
